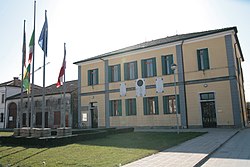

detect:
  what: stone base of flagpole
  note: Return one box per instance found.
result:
[30,128,51,138]
[20,127,31,137]
[57,127,72,137]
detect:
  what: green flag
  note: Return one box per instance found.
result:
[23,63,31,93]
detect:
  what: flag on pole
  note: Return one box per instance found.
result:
[28,31,34,64]
[23,63,31,93]
[22,22,26,67]
[38,10,48,55]
[56,43,66,88]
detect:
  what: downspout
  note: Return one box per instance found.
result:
[180,40,189,128]
[234,42,245,127]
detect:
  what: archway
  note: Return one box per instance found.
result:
[7,102,17,128]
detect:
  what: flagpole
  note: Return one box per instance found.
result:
[63,43,66,128]
[20,20,26,129]
[31,0,36,128]
[42,10,48,129]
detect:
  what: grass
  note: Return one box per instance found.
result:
[0,131,13,136]
[0,131,204,167]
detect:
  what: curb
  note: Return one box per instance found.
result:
[193,129,241,167]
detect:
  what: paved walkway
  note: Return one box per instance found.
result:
[123,128,240,167]
[202,128,250,167]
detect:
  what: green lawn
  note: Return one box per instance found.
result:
[0,132,204,167]
[0,131,13,136]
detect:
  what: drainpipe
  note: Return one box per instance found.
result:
[180,40,189,128]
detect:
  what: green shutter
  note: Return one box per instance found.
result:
[141,59,146,78]
[162,56,166,75]
[133,99,137,115]
[108,66,112,82]
[125,99,129,116]
[154,96,159,115]
[203,49,210,70]
[143,97,147,115]
[134,61,138,79]
[118,100,122,116]
[118,64,121,81]
[96,69,99,84]
[152,58,157,76]
[163,96,169,114]
[88,70,91,85]
[124,63,128,80]
[177,95,180,114]
[197,50,202,70]
[109,101,113,116]
[169,55,174,74]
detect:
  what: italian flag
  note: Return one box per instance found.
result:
[28,30,34,64]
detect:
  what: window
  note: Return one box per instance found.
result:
[197,48,210,70]
[141,58,157,78]
[88,69,99,85]
[46,99,50,107]
[162,55,174,75]
[124,61,138,80]
[143,96,159,115]
[125,99,137,116]
[58,98,61,105]
[200,92,214,100]
[163,95,180,114]
[0,113,4,122]
[109,64,121,82]
[109,100,122,116]
[1,94,4,103]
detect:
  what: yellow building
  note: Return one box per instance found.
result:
[74,27,247,129]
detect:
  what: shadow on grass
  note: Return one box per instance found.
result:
[77,132,205,151]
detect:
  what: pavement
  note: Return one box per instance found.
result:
[123,128,244,167]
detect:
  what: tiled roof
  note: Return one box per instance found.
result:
[6,80,78,100]
[74,26,242,64]
[0,78,42,89]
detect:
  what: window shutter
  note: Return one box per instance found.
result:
[134,61,138,79]
[124,63,128,80]
[118,100,122,116]
[109,101,113,116]
[203,49,210,70]
[154,96,159,115]
[177,95,180,114]
[88,70,91,86]
[163,96,169,114]
[133,99,137,115]
[125,99,129,116]
[143,97,147,115]
[152,58,157,76]
[197,50,202,70]
[117,64,121,81]
[169,55,174,74]
[108,66,112,82]
[161,56,166,75]
[141,59,146,78]
[96,69,99,84]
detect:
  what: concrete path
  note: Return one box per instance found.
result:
[123,128,239,167]
[202,128,250,167]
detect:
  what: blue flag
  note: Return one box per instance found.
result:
[38,11,48,55]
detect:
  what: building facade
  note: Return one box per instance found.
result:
[74,27,247,128]
[0,77,22,129]
[5,80,78,129]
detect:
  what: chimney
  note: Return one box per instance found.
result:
[13,77,19,86]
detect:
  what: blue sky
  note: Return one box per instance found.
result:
[0,0,249,101]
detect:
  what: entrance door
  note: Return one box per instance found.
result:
[90,103,98,128]
[201,101,217,128]
[8,102,17,128]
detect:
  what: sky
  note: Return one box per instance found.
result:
[0,0,249,101]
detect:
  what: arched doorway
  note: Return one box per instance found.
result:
[8,102,17,128]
